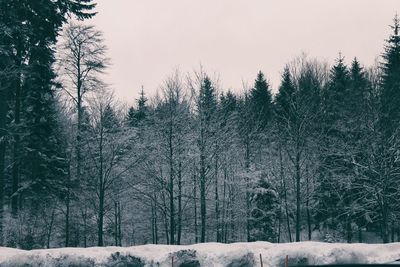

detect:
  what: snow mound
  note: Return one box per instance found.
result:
[1,241,400,266]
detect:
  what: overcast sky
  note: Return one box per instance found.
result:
[89,0,398,103]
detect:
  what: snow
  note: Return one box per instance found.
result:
[1,242,400,266]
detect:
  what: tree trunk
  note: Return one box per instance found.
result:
[193,171,198,243]
[118,201,122,246]
[280,147,292,242]
[346,219,352,243]
[306,174,312,241]
[200,149,206,243]
[65,184,70,247]
[221,167,227,243]
[0,79,6,245]
[11,65,21,215]
[161,191,170,244]
[278,209,282,243]
[154,201,158,244]
[115,202,118,246]
[245,137,251,242]
[46,208,56,248]
[98,185,104,246]
[98,124,104,246]
[215,142,221,242]
[151,199,156,244]
[82,207,87,248]
[295,148,301,242]
[152,194,158,244]
[168,122,175,245]
[76,54,82,185]
[177,162,182,245]
[391,220,395,243]
[382,198,389,243]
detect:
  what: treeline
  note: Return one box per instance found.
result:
[1,1,400,249]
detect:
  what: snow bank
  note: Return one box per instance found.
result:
[1,241,400,266]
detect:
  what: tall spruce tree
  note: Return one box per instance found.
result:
[381,15,400,136]
[376,15,400,243]
[341,58,370,243]
[249,71,273,130]
[275,67,296,123]
[197,75,217,242]
[22,46,68,203]
[318,56,352,239]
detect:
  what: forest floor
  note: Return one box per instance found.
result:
[1,241,400,266]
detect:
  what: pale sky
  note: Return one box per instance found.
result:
[89,0,399,103]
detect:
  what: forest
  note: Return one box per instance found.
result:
[1,1,400,249]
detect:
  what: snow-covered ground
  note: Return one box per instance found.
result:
[1,242,400,266]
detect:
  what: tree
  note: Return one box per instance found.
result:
[317,55,351,236]
[126,87,148,127]
[373,15,400,243]
[0,11,15,244]
[57,22,108,246]
[0,0,95,247]
[249,71,273,131]
[342,58,370,243]
[58,22,109,189]
[275,56,326,242]
[21,46,68,202]
[153,72,190,244]
[380,15,400,136]
[189,72,218,243]
[249,175,279,242]
[84,94,131,246]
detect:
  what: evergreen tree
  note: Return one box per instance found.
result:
[196,75,218,243]
[318,55,352,237]
[136,87,148,123]
[380,15,400,136]
[103,104,119,131]
[275,67,296,123]
[348,58,369,116]
[22,48,68,201]
[126,107,136,127]
[324,55,350,127]
[249,175,279,242]
[127,88,148,127]
[343,58,371,242]
[374,15,400,243]
[249,71,273,130]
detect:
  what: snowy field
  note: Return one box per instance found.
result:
[1,242,400,266]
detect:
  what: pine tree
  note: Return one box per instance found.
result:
[324,55,350,127]
[275,67,296,123]
[374,15,400,243]
[381,15,400,136]
[126,107,136,127]
[342,58,371,242]
[249,175,279,242]
[136,87,148,123]
[22,49,68,202]
[249,71,273,130]
[197,75,218,243]
[348,58,369,116]
[127,88,148,127]
[318,55,352,238]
